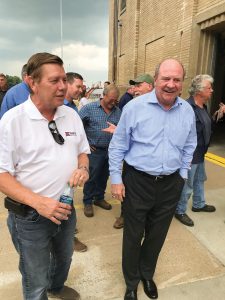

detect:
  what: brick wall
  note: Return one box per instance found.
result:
[108,0,225,97]
[197,0,225,13]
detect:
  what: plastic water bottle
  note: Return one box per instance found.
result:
[59,183,74,205]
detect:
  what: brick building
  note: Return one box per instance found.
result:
[108,0,225,114]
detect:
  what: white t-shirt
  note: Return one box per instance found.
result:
[78,97,90,110]
[0,97,90,201]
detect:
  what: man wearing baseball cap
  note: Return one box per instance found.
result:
[129,73,154,96]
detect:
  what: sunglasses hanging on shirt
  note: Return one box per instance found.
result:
[48,120,65,145]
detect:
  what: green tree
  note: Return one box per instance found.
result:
[6,75,22,88]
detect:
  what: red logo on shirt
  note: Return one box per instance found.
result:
[65,132,76,136]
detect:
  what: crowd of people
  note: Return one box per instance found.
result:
[0,53,225,300]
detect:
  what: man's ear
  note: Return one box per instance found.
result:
[26,76,36,94]
[148,83,154,92]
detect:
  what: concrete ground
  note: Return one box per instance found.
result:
[0,142,225,299]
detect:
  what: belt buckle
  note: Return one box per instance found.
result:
[155,175,163,181]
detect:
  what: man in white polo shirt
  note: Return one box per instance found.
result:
[0,52,90,300]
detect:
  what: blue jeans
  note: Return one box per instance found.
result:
[83,148,109,205]
[7,208,76,300]
[176,162,207,214]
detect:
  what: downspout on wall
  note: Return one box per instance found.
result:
[112,0,119,83]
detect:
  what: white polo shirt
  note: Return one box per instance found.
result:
[0,97,90,201]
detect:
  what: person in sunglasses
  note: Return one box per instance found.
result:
[0,52,90,300]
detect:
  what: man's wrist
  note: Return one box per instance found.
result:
[78,166,89,174]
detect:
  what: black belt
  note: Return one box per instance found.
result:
[125,163,178,181]
[91,145,108,150]
[4,197,33,217]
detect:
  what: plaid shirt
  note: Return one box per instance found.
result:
[79,100,121,148]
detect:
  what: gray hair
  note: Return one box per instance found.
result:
[188,74,214,96]
[21,64,28,79]
[103,84,120,97]
[127,85,134,92]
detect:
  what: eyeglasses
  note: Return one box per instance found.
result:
[48,120,64,145]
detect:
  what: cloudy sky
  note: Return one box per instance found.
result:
[0,0,109,87]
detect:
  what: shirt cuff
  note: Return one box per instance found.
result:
[179,168,187,179]
[110,173,122,184]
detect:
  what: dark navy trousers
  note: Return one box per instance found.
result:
[83,148,109,205]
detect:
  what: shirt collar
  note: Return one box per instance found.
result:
[147,89,183,108]
[24,96,66,120]
[97,99,102,107]
[22,81,30,91]
[99,99,118,112]
[64,99,70,106]
[64,99,76,107]
[188,96,207,110]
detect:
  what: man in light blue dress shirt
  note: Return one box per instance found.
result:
[109,59,197,300]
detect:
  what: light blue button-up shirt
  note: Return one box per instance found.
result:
[63,99,78,113]
[109,90,197,183]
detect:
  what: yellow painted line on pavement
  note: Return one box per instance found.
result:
[205,152,225,168]
[1,153,224,216]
